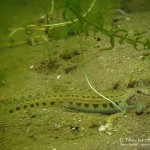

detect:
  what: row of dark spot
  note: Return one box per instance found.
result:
[8,101,56,114]
[8,100,120,114]
[74,101,120,109]
[38,94,105,99]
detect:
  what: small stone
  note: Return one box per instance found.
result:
[99,125,108,132]
[30,65,34,69]
[126,17,130,20]
[56,75,61,79]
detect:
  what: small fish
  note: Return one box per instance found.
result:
[0,89,149,115]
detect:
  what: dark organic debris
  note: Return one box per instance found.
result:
[35,60,60,75]
[65,66,77,74]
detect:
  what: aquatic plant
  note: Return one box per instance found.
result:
[61,0,150,89]
[127,53,150,87]
[1,0,149,49]
[64,0,149,49]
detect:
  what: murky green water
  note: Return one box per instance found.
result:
[0,0,150,150]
